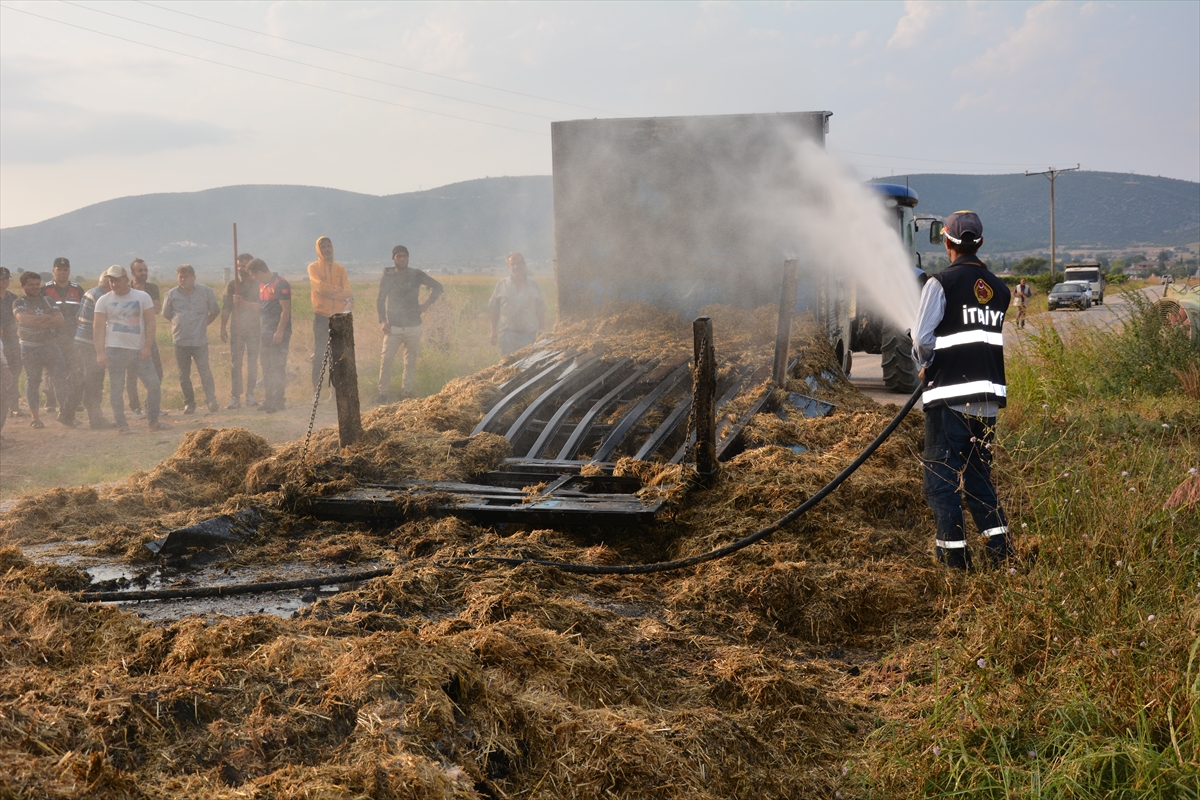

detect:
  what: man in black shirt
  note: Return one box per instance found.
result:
[374,245,442,404]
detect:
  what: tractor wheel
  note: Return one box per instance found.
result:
[881,326,920,393]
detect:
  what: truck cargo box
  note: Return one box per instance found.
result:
[551,111,832,322]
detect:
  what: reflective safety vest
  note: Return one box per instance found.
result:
[923,259,1011,410]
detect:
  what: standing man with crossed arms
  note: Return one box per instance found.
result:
[374,245,442,404]
[307,236,352,395]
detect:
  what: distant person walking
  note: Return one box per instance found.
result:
[125,258,163,419]
[94,265,168,434]
[249,259,292,413]
[13,271,68,430]
[72,271,116,429]
[912,211,1012,570]
[307,236,352,393]
[1013,278,1032,329]
[220,253,261,408]
[374,245,443,403]
[489,252,547,357]
[162,264,221,415]
[41,257,84,423]
[0,267,22,419]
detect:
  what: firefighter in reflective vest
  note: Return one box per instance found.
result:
[913,210,1013,570]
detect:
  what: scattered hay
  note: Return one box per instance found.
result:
[0,302,952,798]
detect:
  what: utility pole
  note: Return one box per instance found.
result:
[1025,164,1079,282]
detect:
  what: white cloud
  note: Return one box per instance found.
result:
[888,1,940,49]
[849,29,872,49]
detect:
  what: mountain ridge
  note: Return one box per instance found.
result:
[2,171,1195,279]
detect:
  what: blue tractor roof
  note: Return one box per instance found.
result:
[870,183,919,207]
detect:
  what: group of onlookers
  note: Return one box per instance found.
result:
[0,239,547,441]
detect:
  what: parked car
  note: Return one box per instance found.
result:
[1047,281,1093,310]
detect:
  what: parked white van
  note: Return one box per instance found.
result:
[1063,261,1106,305]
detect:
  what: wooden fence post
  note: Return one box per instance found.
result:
[328,312,363,447]
[693,316,717,486]
[773,258,799,386]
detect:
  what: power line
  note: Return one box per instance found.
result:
[847,163,1022,176]
[60,0,553,121]
[0,4,548,138]
[137,0,614,116]
[830,147,1051,168]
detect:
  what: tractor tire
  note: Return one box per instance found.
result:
[881,326,920,393]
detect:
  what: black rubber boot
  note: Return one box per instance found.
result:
[986,535,1014,568]
[937,546,973,571]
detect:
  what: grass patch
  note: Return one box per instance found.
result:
[843,288,1200,798]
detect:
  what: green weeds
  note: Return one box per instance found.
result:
[848,289,1200,798]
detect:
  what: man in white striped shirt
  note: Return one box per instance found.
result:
[913,211,1013,570]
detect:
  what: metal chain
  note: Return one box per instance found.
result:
[299,338,334,475]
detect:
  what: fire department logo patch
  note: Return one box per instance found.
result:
[974,278,994,304]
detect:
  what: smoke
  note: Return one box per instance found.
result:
[781,138,923,333]
[552,114,922,336]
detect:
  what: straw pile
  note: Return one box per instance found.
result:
[0,303,948,799]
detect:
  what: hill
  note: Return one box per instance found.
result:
[0,177,553,280]
[878,171,1199,254]
[2,171,1195,280]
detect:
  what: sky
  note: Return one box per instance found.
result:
[1,0,1197,229]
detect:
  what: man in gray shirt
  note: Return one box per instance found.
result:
[374,245,442,403]
[162,264,220,414]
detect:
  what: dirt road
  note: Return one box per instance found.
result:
[0,393,346,501]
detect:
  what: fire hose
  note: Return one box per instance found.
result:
[77,384,921,602]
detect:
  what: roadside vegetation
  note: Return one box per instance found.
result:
[848,288,1200,797]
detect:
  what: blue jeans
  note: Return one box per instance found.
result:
[107,347,161,426]
[922,405,1009,567]
[20,342,66,414]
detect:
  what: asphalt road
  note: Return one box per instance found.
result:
[846,283,1175,407]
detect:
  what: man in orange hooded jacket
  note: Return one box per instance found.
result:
[307,236,353,393]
